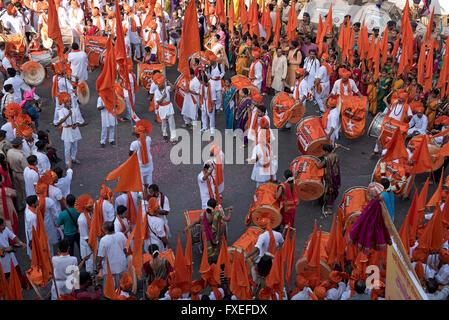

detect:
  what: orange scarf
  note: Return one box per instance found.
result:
[249,59,260,79]
[83,211,92,230]
[203,169,221,205]
[321,62,332,76]
[200,83,213,113]
[126,14,137,32]
[139,134,149,165]
[126,192,137,225]
[52,75,59,98]
[390,101,410,122]
[321,108,331,128]
[340,79,351,96]
[117,216,128,238]
[93,16,102,30]
[294,77,304,100]
[28,165,39,175]
[214,156,223,188]
[147,32,160,46]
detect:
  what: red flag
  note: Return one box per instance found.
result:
[286,0,298,43]
[48,0,64,58]
[216,0,225,24]
[273,5,281,47]
[95,37,117,115]
[178,0,201,81]
[104,153,143,194]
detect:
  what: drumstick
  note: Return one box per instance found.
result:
[336,144,350,151]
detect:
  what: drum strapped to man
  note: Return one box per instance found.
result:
[76,81,90,105]
[174,74,187,111]
[157,43,177,67]
[137,63,163,90]
[28,50,52,68]
[372,159,413,199]
[336,186,369,233]
[228,226,265,274]
[295,232,332,281]
[21,61,45,86]
[245,183,282,228]
[271,92,305,128]
[369,114,409,148]
[290,155,324,201]
[190,51,210,69]
[296,116,331,157]
[407,134,445,172]
[83,36,108,68]
[183,209,203,245]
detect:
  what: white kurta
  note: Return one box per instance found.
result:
[181,76,200,120]
[207,64,225,92]
[77,212,93,272]
[51,254,78,299]
[247,111,271,142]
[97,97,116,127]
[249,60,263,90]
[0,122,15,141]
[49,185,63,215]
[67,7,85,38]
[114,217,130,238]
[291,78,309,101]
[102,200,115,222]
[145,214,167,252]
[21,139,37,158]
[68,50,89,82]
[123,14,141,44]
[157,193,171,238]
[384,102,413,122]
[23,166,39,197]
[97,232,128,275]
[197,171,217,209]
[0,227,18,273]
[154,86,175,120]
[24,206,37,258]
[250,143,276,183]
[3,75,39,104]
[325,107,341,144]
[33,150,51,176]
[331,79,360,96]
[58,107,82,142]
[303,57,321,89]
[271,55,288,92]
[254,230,283,262]
[55,169,73,198]
[408,114,428,136]
[130,136,154,184]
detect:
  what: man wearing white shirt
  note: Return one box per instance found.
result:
[207,59,225,111]
[67,0,85,44]
[54,164,73,198]
[153,74,177,144]
[123,5,142,60]
[323,97,340,145]
[331,68,362,97]
[291,68,309,103]
[148,184,171,238]
[303,49,321,91]
[100,187,115,222]
[114,191,139,215]
[248,225,284,263]
[97,96,116,147]
[383,92,413,122]
[3,68,40,103]
[32,140,51,176]
[113,205,130,238]
[144,198,169,252]
[407,108,428,137]
[51,239,78,300]
[0,217,27,276]
[24,155,39,197]
[4,5,25,36]
[97,221,128,288]
[129,123,154,189]
[67,43,88,82]
[181,69,200,128]
[197,162,219,209]
[122,71,140,121]
[314,54,331,113]
[248,49,263,90]
[76,194,94,273]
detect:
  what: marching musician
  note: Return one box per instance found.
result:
[407,106,428,137]
[291,68,309,103]
[181,68,200,129]
[322,96,340,145]
[330,68,362,98]
[67,42,89,83]
[314,53,331,113]
[382,92,413,123]
[303,47,320,90]
[152,73,178,144]
[247,48,263,91]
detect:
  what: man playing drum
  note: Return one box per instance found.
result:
[276,169,299,230]
[330,68,363,98]
[291,68,309,103]
[407,106,428,138]
[322,95,340,146]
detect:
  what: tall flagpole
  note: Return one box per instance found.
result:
[161,0,167,79]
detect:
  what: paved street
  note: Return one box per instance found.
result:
[13,62,443,299]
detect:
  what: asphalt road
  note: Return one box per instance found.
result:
[13,62,444,299]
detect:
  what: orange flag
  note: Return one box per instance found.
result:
[338,19,347,59]
[424,41,435,93]
[174,233,190,292]
[417,177,430,226]
[215,235,231,280]
[88,200,102,263]
[427,168,444,209]
[325,214,337,266]
[184,230,193,281]
[0,261,10,299]
[417,205,445,252]
[273,5,281,47]
[48,0,64,58]
[131,202,143,279]
[199,235,211,277]
[104,258,118,299]
[8,259,22,300]
[373,38,380,81]
[316,15,323,48]
[204,0,211,21]
[398,4,414,76]
[402,0,410,26]
[285,230,296,286]
[392,26,401,65]
[114,0,127,61]
[417,40,426,87]
[29,227,52,286]
[265,249,283,299]
[425,7,435,43]
[261,0,271,41]
[248,0,259,39]
[437,36,449,97]
[380,27,389,65]
[95,37,117,115]
[178,0,201,81]
[230,251,253,300]
[35,203,49,258]
[306,220,317,264]
[323,4,332,35]
[228,0,235,35]
[309,226,322,271]
[239,0,248,34]
[358,22,369,61]
[104,153,143,194]
[411,135,432,174]
[367,35,376,69]
[286,0,298,43]
[442,192,449,226]
[216,0,225,24]
[399,190,419,246]
[346,25,354,65]
[381,127,409,162]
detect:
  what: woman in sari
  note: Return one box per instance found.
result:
[235,88,253,147]
[185,198,233,263]
[426,88,441,130]
[236,34,250,75]
[317,144,341,216]
[206,34,229,69]
[406,77,418,104]
[223,78,238,130]
[143,244,173,296]
[367,71,378,115]
[376,68,392,113]
[228,30,240,71]
[260,44,272,95]
[83,18,99,36]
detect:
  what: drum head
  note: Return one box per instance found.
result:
[297,180,324,201]
[295,257,332,281]
[77,81,90,105]
[367,113,385,138]
[288,102,306,124]
[21,61,45,86]
[307,138,331,157]
[87,51,100,67]
[251,205,282,229]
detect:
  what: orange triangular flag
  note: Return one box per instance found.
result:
[437,36,449,97]
[96,37,117,115]
[442,192,449,226]
[273,5,281,47]
[417,40,426,87]
[178,0,201,81]
[439,141,449,157]
[105,152,143,194]
[230,251,253,300]
[380,26,389,65]
[382,127,409,162]
[261,0,271,40]
[88,200,102,264]
[399,224,411,258]
[228,0,235,34]
[336,216,345,268]
[325,214,337,266]
[29,226,52,286]
[185,230,193,281]
[239,0,248,34]
[131,202,143,279]
[417,205,445,252]
[104,258,117,299]
[417,176,430,226]
[8,259,22,300]
[199,234,211,277]
[399,190,419,245]
[215,235,231,281]
[323,4,332,35]
[216,0,225,24]
[402,0,410,26]
[358,22,369,61]
[424,41,435,93]
[411,135,432,174]
[425,7,435,43]
[306,220,317,264]
[286,0,298,42]
[265,249,282,299]
[248,0,259,39]
[0,261,10,299]
[373,38,381,81]
[285,230,296,286]
[427,168,444,209]
[316,15,324,48]
[309,226,322,271]
[173,233,190,292]
[392,26,401,65]
[48,0,64,58]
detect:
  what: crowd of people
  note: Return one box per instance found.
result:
[0,0,448,301]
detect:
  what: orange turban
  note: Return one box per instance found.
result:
[321,53,330,61]
[435,116,449,126]
[58,92,69,104]
[259,117,269,129]
[75,194,94,213]
[295,275,309,290]
[16,125,33,138]
[119,273,133,291]
[439,248,449,264]
[5,102,21,119]
[339,68,351,79]
[100,184,112,200]
[327,96,338,107]
[295,68,305,76]
[252,93,263,104]
[210,7,215,13]
[152,73,164,85]
[190,279,205,295]
[314,286,327,300]
[168,286,182,300]
[135,119,152,135]
[329,271,348,283]
[149,20,157,29]
[35,182,48,195]
[258,287,272,300]
[411,101,423,113]
[252,48,260,58]
[147,197,159,216]
[398,92,408,100]
[15,114,32,126]
[7,4,16,15]
[146,284,160,300]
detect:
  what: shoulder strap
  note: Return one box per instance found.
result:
[66,209,79,229]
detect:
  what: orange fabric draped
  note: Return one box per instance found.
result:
[380,27,389,65]
[104,152,144,194]
[261,0,271,40]
[96,37,117,115]
[48,0,64,58]
[286,0,298,43]
[216,0,225,23]
[437,36,449,97]
[427,169,444,209]
[239,0,248,34]
[417,40,426,87]
[424,41,435,93]
[382,127,409,162]
[273,5,281,47]
[228,0,235,35]
[411,135,432,174]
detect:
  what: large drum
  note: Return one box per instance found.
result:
[369,114,409,147]
[184,209,203,245]
[231,75,256,91]
[28,50,52,68]
[367,113,385,138]
[372,159,413,198]
[290,155,324,201]
[296,232,332,281]
[407,135,445,172]
[21,61,45,86]
[337,186,369,232]
[83,36,108,68]
[228,226,265,274]
[190,51,210,69]
[157,43,177,67]
[245,183,282,228]
[296,116,330,157]
[271,92,305,128]
[174,75,187,111]
[137,63,163,90]
[60,26,73,49]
